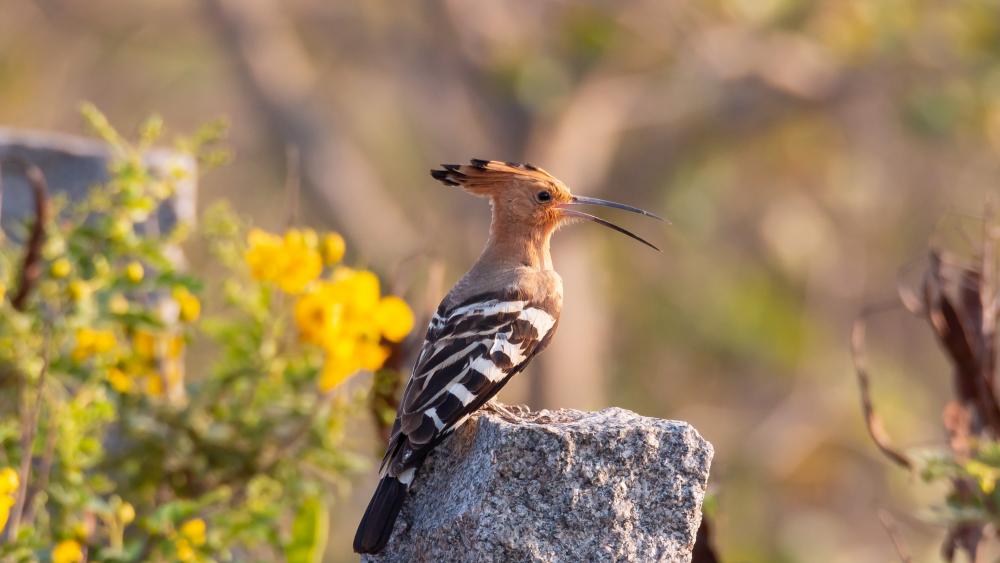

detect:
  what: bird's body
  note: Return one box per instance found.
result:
[354,160,661,554]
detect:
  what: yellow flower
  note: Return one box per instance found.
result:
[294,286,343,347]
[286,228,318,249]
[319,360,353,392]
[357,341,391,371]
[245,228,323,294]
[175,538,195,562]
[335,268,380,313]
[321,232,346,265]
[73,328,117,361]
[326,336,356,361]
[51,258,72,279]
[110,217,133,241]
[278,254,322,296]
[67,280,91,302]
[166,335,185,359]
[304,228,319,248]
[287,259,412,390]
[145,373,164,397]
[244,229,282,280]
[108,293,130,315]
[376,296,415,343]
[118,502,136,525]
[0,495,12,533]
[52,540,84,563]
[0,283,7,302]
[180,518,207,546]
[966,459,999,494]
[107,367,133,394]
[132,330,156,358]
[173,287,201,322]
[125,261,144,283]
[0,467,15,532]
[0,468,18,496]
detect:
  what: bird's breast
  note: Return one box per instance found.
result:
[521,268,563,318]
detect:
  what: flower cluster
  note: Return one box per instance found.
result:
[72,324,190,399]
[244,229,324,294]
[72,328,116,362]
[49,233,203,399]
[108,330,186,397]
[246,228,414,390]
[174,518,207,562]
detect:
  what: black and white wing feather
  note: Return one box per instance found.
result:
[354,288,559,554]
[382,288,560,481]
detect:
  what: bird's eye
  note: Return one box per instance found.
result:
[536,190,552,203]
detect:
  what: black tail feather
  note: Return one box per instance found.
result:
[353,476,408,554]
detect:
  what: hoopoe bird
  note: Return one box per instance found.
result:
[354,159,662,554]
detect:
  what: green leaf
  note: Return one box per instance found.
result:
[284,494,328,563]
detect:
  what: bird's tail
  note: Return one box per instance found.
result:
[353,475,409,554]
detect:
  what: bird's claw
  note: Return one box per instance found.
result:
[482,400,524,423]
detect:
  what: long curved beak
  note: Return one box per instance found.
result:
[557,195,666,252]
[569,195,667,222]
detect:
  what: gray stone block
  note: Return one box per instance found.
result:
[364,405,713,563]
[0,128,196,234]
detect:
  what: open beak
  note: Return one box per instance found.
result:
[557,195,665,252]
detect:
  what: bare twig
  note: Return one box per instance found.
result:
[21,403,59,525]
[878,509,912,563]
[896,262,927,316]
[6,327,51,540]
[283,144,300,229]
[850,303,913,469]
[925,250,1000,436]
[0,159,49,311]
[979,200,996,388]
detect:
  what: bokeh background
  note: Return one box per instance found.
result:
[4,0,1000,560]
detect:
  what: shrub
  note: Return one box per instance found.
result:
[0,108,413,561]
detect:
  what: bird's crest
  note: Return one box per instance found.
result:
[431,159,561,195]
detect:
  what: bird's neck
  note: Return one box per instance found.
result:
[443,217,556,309]
[480,218,554,272]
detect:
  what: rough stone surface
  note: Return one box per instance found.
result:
[363,405,713,563]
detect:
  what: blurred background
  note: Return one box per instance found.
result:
[4,0,1000,560]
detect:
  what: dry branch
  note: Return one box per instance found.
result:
[877,509,912,563]
[858,230,1000,560]
[850,304,913,470]
[0,159,49,311]
[6,327,50,541]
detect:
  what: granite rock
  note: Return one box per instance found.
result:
[363,405,713,563]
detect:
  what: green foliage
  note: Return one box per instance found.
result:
[0,109,409,561]
[283,495,327,563]
[911,441,1000,526]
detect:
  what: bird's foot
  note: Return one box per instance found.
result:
[482,400,525,423]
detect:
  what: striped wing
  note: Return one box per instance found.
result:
[382,290,558,476]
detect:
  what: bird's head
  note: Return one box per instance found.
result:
[431,159,663,250]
